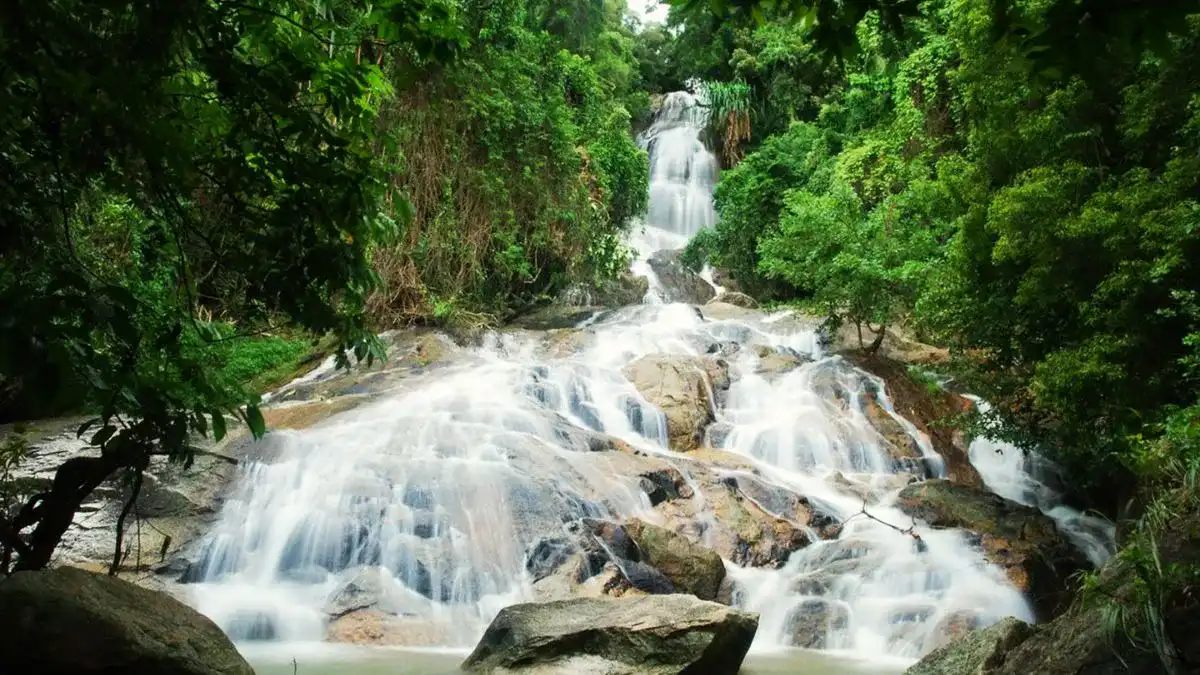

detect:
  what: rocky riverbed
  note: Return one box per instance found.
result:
[1,272,1108,669]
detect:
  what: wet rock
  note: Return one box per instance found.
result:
[625,518,725,601]
[622,354,719,452]
[700,302,762,323]
[829,322,948,366]
[861,387,928,470]
[710,267,741,292]
[705,340,741,357]
[462,595,759,675]
[646,249,716,305]
[706,421,735,448]
[615,559,677,595]
[323,566,430,617]
[927,610,984,652]
[525,537,577,582]
[511,305,606,330]
[637,467,692,506]
[0,567,254,675]
[829,471,919,505]
[980,513,1200,675]
[896,480,1088,621]
[847,355,982,488]
[226,611,278,641]
[584,518,639,561]
[558,272,649,307]
[709,291,759,308]
[655,474,812,568]
[716,575,742,606]
[752,344,810,377]
[326,609,452,647]
[905,616,1034,675]
[785,599,850,649]
[262,397,368,431]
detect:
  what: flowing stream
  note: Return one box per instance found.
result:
[182,91,1100,672]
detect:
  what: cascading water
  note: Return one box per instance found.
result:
[183,92,1098,670]
[630,91,721,302]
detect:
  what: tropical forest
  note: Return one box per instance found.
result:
[1,0,1198,674]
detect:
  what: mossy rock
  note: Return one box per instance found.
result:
[0,566,253,675]
[897,480,1088,620]
[625,518,725,601]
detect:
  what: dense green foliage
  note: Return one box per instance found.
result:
[367,0,649,327]
[0,0,648,573]
[668,3,1200,664]
[679,1,1200,500]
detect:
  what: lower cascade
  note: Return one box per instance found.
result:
[179,91,1107,669]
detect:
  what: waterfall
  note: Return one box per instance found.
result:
[629,91,720,303]
[184,92,1066,667]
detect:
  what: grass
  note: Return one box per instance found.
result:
[219,331,337,394]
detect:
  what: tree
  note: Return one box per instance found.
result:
[0,0,465,573]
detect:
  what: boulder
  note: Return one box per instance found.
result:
[896,480,1088,620]
[622,354,724,452]
[701,302,762,322]
[982,513,1200,675]
[709,291,759,309]
[752,344,810,377]
[461,595,759,675]
[322,566,430,617]
[647,249,717,305]
[0,566,253,675]
[905,616,1034,675]
[656,471,815,567]
[326,609,451,647]
[829,322,948,366]
[785,599,850,649]
[625,518,725,601]
[638,467,694,506]
[511,305,606,330]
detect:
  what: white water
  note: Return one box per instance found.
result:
[630,91,720,304]
[965,398,1116,567]
[182,91,1093,668]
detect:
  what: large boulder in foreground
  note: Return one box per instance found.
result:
[896,480,1088,621]
[647,249,716,305]
[625,518,725,601]
[0,566,253,675]
[905,617,1034,675]
[462,595,759,674]
[623,354,727,452]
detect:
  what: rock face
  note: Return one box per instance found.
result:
[0,566,253,675]
[751,344,810,378]
[625,518,725,601]
[326,609,451,647]
[647,249,716,305]
[461,595,759,675]
[896,480,1088,620]
[622,354,727,452]
[905,616,1034,675]
[709,291,758,308]
[849,356,982,487]
[785,598,851,648]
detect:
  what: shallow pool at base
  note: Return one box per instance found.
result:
[246,644,909,675]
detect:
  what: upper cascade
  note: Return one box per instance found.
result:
[638,90,718,241]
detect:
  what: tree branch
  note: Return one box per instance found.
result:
[110,468,144,575]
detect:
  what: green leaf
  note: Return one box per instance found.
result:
[77,418,101,439]
[90,425,118,447]
[245,404,266,438]
[212,411,227,442]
